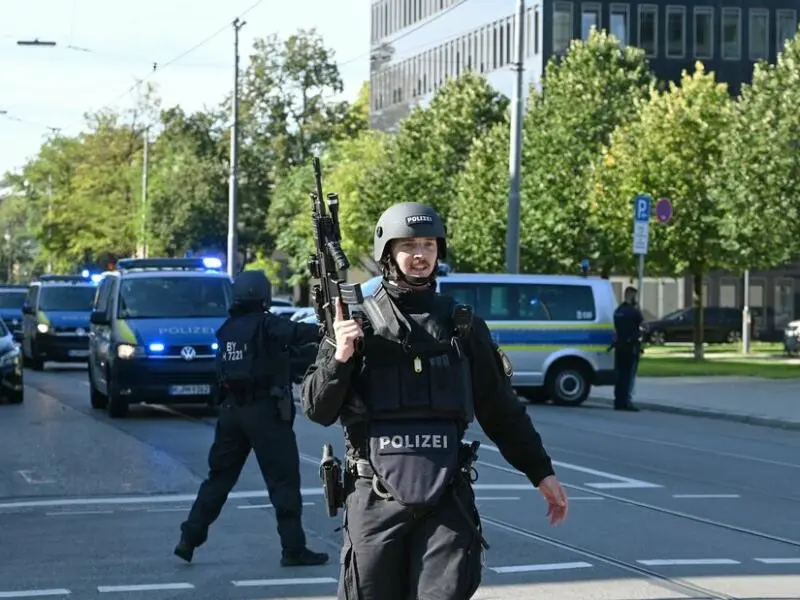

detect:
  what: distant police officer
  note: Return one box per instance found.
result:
[613,286,644,411]
[175,270,329,567]
[301,202,568,600]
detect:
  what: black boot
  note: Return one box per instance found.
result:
[174,537,195,563]
[280,547,329,567]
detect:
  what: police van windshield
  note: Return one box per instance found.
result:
[39,286,96,312]
[118,276,232,319]
[0,291,26,309]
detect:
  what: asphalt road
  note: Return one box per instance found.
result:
[1,364,799,599]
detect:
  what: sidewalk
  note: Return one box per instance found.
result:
[590,377,800,430]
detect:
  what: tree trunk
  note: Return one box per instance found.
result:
[692,272,704,360]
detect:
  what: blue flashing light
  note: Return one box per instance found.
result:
[90,274,103,284]
[148,342,165,352]
[81,269,90,278]
[211,342,219,351]
[202,257,223,270]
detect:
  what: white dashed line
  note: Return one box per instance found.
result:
[672,494,740,499]
[231,577,338,587]
[637,558,740,566]
[754,558,800,564]
[45,510,114,516]
[97,583,194,593]
[491,561,593,574]
[0,591,70,598]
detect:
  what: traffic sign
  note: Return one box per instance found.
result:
[632,194,652,255]
[655,197,673,224]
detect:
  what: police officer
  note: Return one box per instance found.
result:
[613,286,643,411]
[301,202,568,600]
[175,270,329,567]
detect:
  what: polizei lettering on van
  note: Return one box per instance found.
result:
[157,326,215,335]
[378,434,449,451]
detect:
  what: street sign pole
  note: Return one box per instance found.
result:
[632,194,652,306]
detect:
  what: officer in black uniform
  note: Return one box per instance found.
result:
[613,285,643,411]
[174,270,329,567]
[301,202,568,600]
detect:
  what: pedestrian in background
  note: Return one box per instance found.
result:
[174,270,329,567]
[613,285,643,411]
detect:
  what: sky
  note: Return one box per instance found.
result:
[0,0,371,177]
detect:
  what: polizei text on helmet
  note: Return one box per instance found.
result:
[406,215,433,224]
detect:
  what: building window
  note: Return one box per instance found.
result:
[610,4,629,46]
[721,7,741,60]
[749,8,769,60]
[553,2,573,54]
[693,7,713,59]
[666,6,686,58]
[581,3,601,39]
[638,5,658,57]
[776,10,798,54]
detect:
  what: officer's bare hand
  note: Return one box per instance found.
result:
[538,475,568,525]
[333,297,362,363]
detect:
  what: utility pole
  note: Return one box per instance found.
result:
[47,173,53,273]
[228,17,246,278]
[140,129,149,258]
[742,269,751,354]
[505,0,525,273]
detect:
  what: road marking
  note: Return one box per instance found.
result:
[145,508,188,513]
[231,577,337,587]
[491,561,593,574]
[755,558,800,564]
[46,510,114,516]
[474,442,661,489]
[0,484,546,510]
[238,502,315,510]
[672,494,740,499]
[15,470,55,484]
[637,558,740,566]
[98,583,194,593]
[0,591,70,598]
[474,496,519,501]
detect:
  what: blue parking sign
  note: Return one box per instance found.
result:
[634,194,652,222]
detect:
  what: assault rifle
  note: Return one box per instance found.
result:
[307,156,364,339]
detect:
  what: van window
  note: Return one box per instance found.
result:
[440,282,596,322]
[118,276,232,319]
[38,285,96,312]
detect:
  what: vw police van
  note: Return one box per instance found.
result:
[21,274,97,370]
[87,257,232,418]
[0,284,28,342]
[360,272,617,406]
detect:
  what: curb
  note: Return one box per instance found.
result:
[589,397,800,431]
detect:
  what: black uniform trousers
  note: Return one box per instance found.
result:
[614,348,639,407]
[338,475,483,600]
[180,399,306,552]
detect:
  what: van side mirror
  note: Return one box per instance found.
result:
[21,304,33,315]
[90,310,110,325]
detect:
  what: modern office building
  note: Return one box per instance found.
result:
[369,0,799,129]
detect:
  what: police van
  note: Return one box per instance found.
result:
[359,272,617,406]
[0,284,28,343]
[21,274,97,370]
[87,257,233,418]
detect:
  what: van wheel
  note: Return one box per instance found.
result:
[546,361,591,406]
[88,368,107,409]
[106,376,128,418]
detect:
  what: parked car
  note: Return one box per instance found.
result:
[642,306,750,345]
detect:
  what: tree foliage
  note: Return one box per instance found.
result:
[589,63,734,355]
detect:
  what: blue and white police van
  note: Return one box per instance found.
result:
[87,257,232,418]
[21,274,97,370]
[0,284,28,343]
[354,270,618,406]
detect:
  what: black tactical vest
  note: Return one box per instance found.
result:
[215,313,264,396]
[356,285,475,508]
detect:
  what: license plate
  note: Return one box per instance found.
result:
[68,350,89,357]
[169,384,211,396]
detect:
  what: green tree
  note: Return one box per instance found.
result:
[520,29,654,273]
[588,63,734,357]
[449,120,510,271]
[361,72,509,226]
[714,33,800,269]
